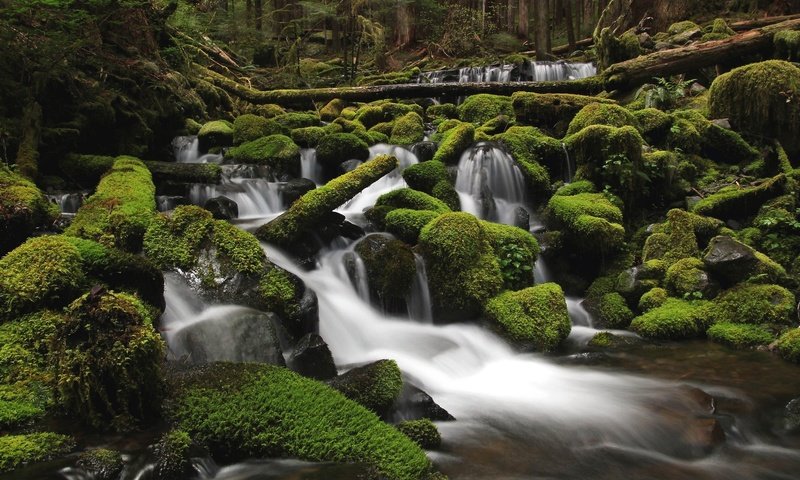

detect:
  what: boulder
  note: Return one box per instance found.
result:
[204,195,238,220]
[281,178,316,205]
[328,359,403,418]
[288,333,337,381]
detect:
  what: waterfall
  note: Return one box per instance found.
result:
[561,142,574,183]
[522,60,597,81]
[454,142,528,225]
[416,61,596,84]
[300,148,323,184]
[174,135,223,164]
[47,193,83,214]
[189,178,283,219]
[408,254,434,324]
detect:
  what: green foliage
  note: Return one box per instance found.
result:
[482,222,538,291]
[0,433,74,473]
[776,328,800,363]
[152,430,193,480]
[458,94,513,125]
[707,323,773,349]
[484,283,571,351]
[396,419,441,450]
[497,243,534,290]
[630,298,710,340]
[637,77,695,111]
[227,134,301,177]
[170,363,434,480]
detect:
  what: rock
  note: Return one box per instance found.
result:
[411,141,438,162]
[328,359,404,417]
[655,41,672,51]
[152,430,196,480]
[288,333,337,381]
[703,235,758,285]
[354,234,417,313]
[671,28,702,44]
[76,449,123,480]
[204,195,238,220]
[513,206,530,230]
[389,384,455,423]
[682,418,725,452]
[282,178,316,205]
[689,82,707,95]
[616,265,660,302]
[784,397,800,432]
[710,118,731,129]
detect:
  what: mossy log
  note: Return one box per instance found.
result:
[200,66,604,108]
[603,18,800,90]
[143,161,222,185]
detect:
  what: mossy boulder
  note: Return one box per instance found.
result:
[426,103,458,122]
[232,114,284,145]
[418,212,503,321]
[633,108,672,144]
[53,291,164,430]
[703,235,786,286]
[354,105,386,129]
[57,154,116,188]
[630,299,710,340]
[65,156,156,252]
[458,94,514,125]
[389,112,425,145]
[152,429,195,480]
[354,234,417,312]
[668,20,701,36]
[776,328,800,363]
[273,112,320,130]
[0,166,58,255]
[566,102,639,135]
[402,161,458,209]
[775,30,800,62]
[664,257,717,299]
[491,126,558,197]
[432,123,475,165]
[329,359,403,417]
[291,126,328,148]
[511,92,616,135]
[597,292,634,329]
[484,283,570,351]
[169,363,435,479]
[706,323,773,349]
[547,192,625,255]
[396,419,441,450]
[0,433,74,473]
[76,448,124,480]
[708,61,800,155]
[708,284,795,325]
[320,99,348,122]
[596,28,642,70]
[227,134,301,178]
[375,188,451,214]
[197,120,233,151]
[643,209,722,267]
[639,287,668,312]
[692,174,786,220]
[316,133,371,179]
[384,209,440,245]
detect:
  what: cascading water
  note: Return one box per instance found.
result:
[173,136,223,164]
[300,148,323,185]
[416,61,596,84]
[454,142,528,225]
[408,254,434,324]
[522,60,596,81]
[47,192,84,214]
[189,178,283,219]
[561,142,575,183]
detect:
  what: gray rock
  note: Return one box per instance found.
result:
[671,28,702,45]
[703,235,758,286]
[282,178,316,205]
[411,141,438,162]
[288,333,337,380]
[784,397,800,432]
[204,195,238,220]
[711,118,732,129]
[514,206,530,230]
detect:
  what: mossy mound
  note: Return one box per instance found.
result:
[57,154,116,187]
[566,102,640,135]
[0,166,58,255]
[642,209,722,266]
[630,299,710,340]
[426,104,458,122]
[152,430,194,480]
[320,99,348,121]
[401,161,458,209]
[354,235,417,310]
[169,363,434,480]
[227,134,301,177]
[511,92,615,135]
[418,212,503,321]
[375,188,451,215]
[776,328,800,363]
[484,283,570,351]
[432,123,475,165]
[708,284,795,325]
[482,222,538,291]
[547,192,625,255]
[554,180,596,196]
[384,209,440,245]
[691,174,786,220]
[596,28,641,70]
[197,120,233,151]
[273,112,320,130]
[396,419,441,450]
[76,448,124,480]
[65,156,156,251]
[708,61,800,155]
[458,94,514,125]
[597,292,634,329]
[316,133,371,178]
[0,433,74,473]
[53,290,164,430]
[664,257,715,298]
[291,126,328,148]
[389,112,425,145]
[668,20,701,35]
[354,105,386,129]
[329,359,403,416]
[706,323,773,349]
[232,114,284,145]
[633,108,672,144]
[639,287,668,312]
[774,30,800,62]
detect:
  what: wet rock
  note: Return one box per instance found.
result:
[282,178,316,205]
[671,28,702,45]
[328,359,403,417]
[340,159,363,172]
[616,265,660,302]
[389,384,455,423]
[76,449,123,480]
[411,141,438,162]
[681,417,725,452]
[513,206,530,230]
[204,195,238,220]
[784,397,800,432]
[288,333,337,381]
[703,235,758,286]
[354,234,417,313]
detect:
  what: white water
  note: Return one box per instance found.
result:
[300,148,323,184]
[47,192,84,214]
[190,178,283,219]
[174,135,223,164]
[417,61,596,84]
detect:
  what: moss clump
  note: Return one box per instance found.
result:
[484,283,571,351]
[427,104,458,122]
[707,323,773,349]
[232,114,284,145]
[227,134,301,177]
[555,180,596,196]
[384,209,440,245]
[692,174,787,219]
[482,222,539,291]
[668,21,700,35]
[630,299,710,340]
[354,235,417,307]
[708,284,795,325]
[642,209,720,266]
[664,257,712,298]
[0,433,74,473]
[152,429,193,480]
[316,133,371,175]
[491,126,558,197]
[512,92,616,134]
[396,419,441,450]
[375,188,451,214]
[567,102,639,135]
[432,123,475,165]
[776,328,800,363]
[76,448,124,480]
[596,28,641,70]
[402,161,450,193]
[389,112,425,145]
[381,102,424,120]
[419,212,503,321]
[354,105,386,129]
[458,94,514,125]
[597,292,634,329]
[65,156,156,251]
[547,192,624,254]
[273,112,320,130]
[708,61,800,155]
[633,108,672,144]
[197,120,233,150]
[329,359,403,416]
[320,99,348,121]
[775,30,800,62]
[291,126,328,148]
[638,287,668,312]
[0,166,58,255]
[170,363,434,480]
[0,236,84,317]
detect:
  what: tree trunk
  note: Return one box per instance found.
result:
[535,0,549,59]
[564,0,576,49]
[395,0,413,47]
[518,0,529,38]
[507,0,515,32]
[15,102,41,180]
[254,0,263,31]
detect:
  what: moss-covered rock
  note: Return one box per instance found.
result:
[566,102,640,135]
[774,30,800,62]
[384,209,440,245]
[702,234,786,286]
[596,28,642,70]
[320,99,348,122]
[482,222,538,291]
[396,419,441,450]
[418,212,503,321]
[291,126,328,148]
[53,290,164,430]
[491,126,558,197]
[232,114,284,145]
[328,359,403,416]
[273,112,320,130]
[708,61,800,155]
[708,284,795,325]
[389,112,425,145]
[458,94,514,125]
[316,133,371,178]
[169,363,434,479]
[0,166,58,255]
[664,257,716,299]
[776,328,800,363]
[152,429,194,480]
[633,108,672,144]
[226,134,301,178]
[484,283,570,351]
[597,292,634,329]
[638,287,668,312]
[0,433,74,473]
[668,20,701,36]
[375,188,451,214]
[76,448,124,480]
[547,192,624,255]
[426,104,458,122]
[354,105,386,129]
[512,92,616,135]
[402,161,450,193]
[65,156,156,251]
[197,120,233,151]
[630,299,710,340]
[642,209,722,266]
[692,174,786,219]
[707,323,773,349]
[57,154,116,188]
[354,235,417,311]
[432,123,475,165]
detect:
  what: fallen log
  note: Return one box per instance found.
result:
[602,17,800,90]
[143,161,222,185]
[731,14,800,32]
[198,65,604,108]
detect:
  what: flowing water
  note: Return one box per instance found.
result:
[416,61,597,84]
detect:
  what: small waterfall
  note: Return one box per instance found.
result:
[416,61,596,84]
[351,254,371,302]
[458,65,514,83]
[174,135,223,164]
[454,142,527,225]
[561,142,574,183]
[189,178,283,219]
[408,254,433,323]
[522,60,597,81]
[47,193,83,214]
[337,144,420,215]
[300,148,323,184]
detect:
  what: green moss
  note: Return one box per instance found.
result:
[484,283,570,351]
[512,92,616,134]
[65,156,156,251]
[76,448,123,480]
[355,235,417,303]
[396,419,441,450]
[252,103,286,119]
[375,188,451,214]
[668,21,701,35]
[665,257,709,297]
[197,120,233,150]
[316,133,371,171]
[389,112,425,145]
[630,298,710,340]
[491,126,559,197]
[432,123,475,165]
[419,213,503,320]
[143,205,215,271]
[638,287,668,312]
[329,359,403,415]
[597,292,634,329]
[170,363,434,480]
[458,94,514,125]
[547,193,624,254]
[710,18,734,36]
[708,61,800,155]
[692,174,787,219]
[776,328,800,363]
[642,209,718,266]
[288,126,325,148]
[273,112,320,130]
[57,154,116,187]
[232,114,285,145]
[707,323,773,349]
[426,104,458,122]
[596,28,642,70]
[633,108,672,144]
[567,103,639,135]
[708,284,795,325]
[152,429,193,480]
[227,134,301,177]
[482,222,539,291]
[320,99,348,122]
[185,118,202,135]
[384,209,440,245]
[369,121,395,136]
[775,30,800,62]
[554,180,596,196]
[0,433,74,473]
[381,102,424,120]
[403,161,450,193]
[354,105,386,129]
[0,235,84,317]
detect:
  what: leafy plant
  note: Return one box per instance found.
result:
[639,76,696,110]
[498,243,532,286]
